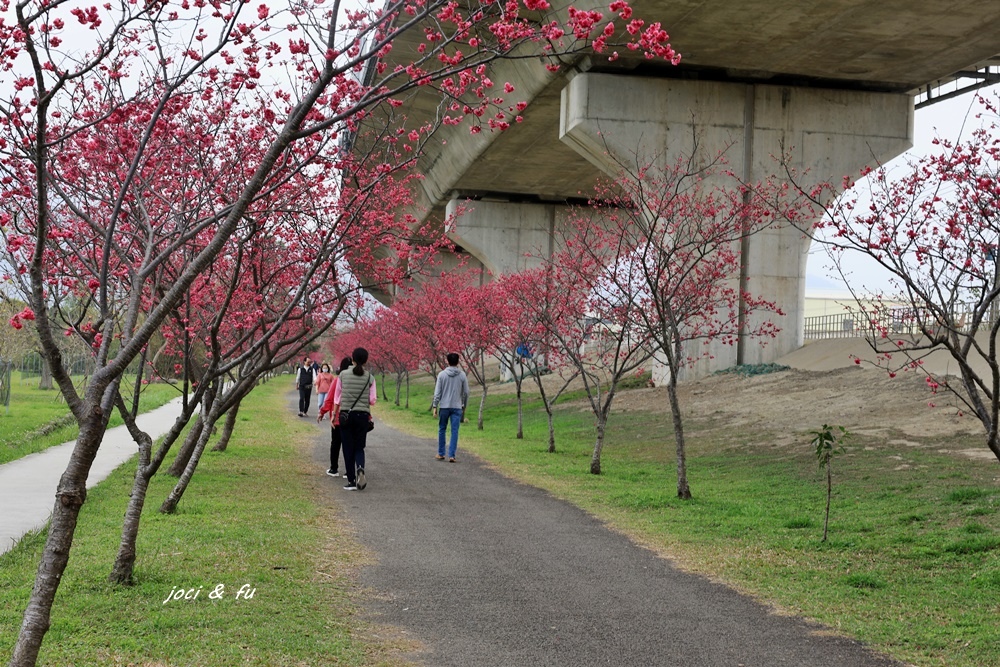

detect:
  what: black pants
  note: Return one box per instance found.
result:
[298,386,312,414]
[329,425,343,472]
[340,411,369,485]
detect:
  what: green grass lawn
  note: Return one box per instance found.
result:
[0,380,406,667]
[4,373,997,667]
[380,376,1000,667]
[0,378,179,465]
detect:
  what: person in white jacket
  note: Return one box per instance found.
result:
[432,352,470,462]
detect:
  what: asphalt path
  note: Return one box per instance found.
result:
[309,406,902,667]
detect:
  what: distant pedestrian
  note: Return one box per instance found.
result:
[295,357,315,417]
[318,357,352,478]
[432,352,470,463]
[333,347,376,490]
[315,363,334,412]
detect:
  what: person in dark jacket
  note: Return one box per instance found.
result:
[432,352,470,462]
[295,357,315,417]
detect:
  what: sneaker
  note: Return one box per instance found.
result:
[356,467,367,490]
[326,469,340,477]
[343,484,357,491]
[435,455,445,460]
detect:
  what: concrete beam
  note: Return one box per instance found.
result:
[445,199,565,276]
[560,73,913,378]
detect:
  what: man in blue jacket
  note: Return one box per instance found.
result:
[432,352,470,462]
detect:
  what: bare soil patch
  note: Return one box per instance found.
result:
[640,367,1000,466]
[488,340,997,462]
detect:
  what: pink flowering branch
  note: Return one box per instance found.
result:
[786,92,1000,463]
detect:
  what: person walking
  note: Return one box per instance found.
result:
[315,363,334,413]
[432,352,470,463]
[333,347,376,490]
[295,357,315,417]
[318,357,352,477]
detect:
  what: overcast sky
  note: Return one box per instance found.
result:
[805,86,998,296]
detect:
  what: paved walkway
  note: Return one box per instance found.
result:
[0,398,185,556]
[312,409,903,667]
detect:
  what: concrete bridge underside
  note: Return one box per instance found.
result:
[368,1,1000,377]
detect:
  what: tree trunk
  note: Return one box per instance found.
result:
[109,431,153,585]
[380,372,388,401]
[666,375,692,500]
[9,407,108,666]
[547,410,556,453]
[477,384,487,430]
[211,398,242,453]
[160,409,219,514]
[38,358,53,391]
[515,379,523,439]
[534,372,556,453]
[989,429,1000,462]
[167,416,204,476]
[405,372,410,409]
[823,460,832,542]
[394,372,402,406]
[590,415,607,475]
[110,402,196,585]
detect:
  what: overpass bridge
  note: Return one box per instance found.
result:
[366,0,1000,378]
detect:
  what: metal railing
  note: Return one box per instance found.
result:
[803,304,996,340]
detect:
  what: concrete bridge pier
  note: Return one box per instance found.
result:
[443,199,567,276]
[559,72,913,380]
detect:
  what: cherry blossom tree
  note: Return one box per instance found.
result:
[355,309,421,407]
[795,94,1000,463]
[390,279,451,384]
[453,279,504,429]
[517,221,656,475]
[588,152,792,498]
[491,270,580,446]
[106,124,429,584]
[388,269,507,426]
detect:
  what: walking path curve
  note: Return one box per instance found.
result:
[0,397,185,556]
[312,415,903,667]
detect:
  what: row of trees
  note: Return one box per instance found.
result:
[337,98,1000,503]
[335,151,801,500]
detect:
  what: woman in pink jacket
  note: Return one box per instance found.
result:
[315,363,335,412]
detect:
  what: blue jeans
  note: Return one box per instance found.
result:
[438,408,462,458]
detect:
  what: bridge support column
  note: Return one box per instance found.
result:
[444,199,567,275]
[560,73,913,379]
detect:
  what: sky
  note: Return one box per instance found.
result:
[804,85,999,297]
